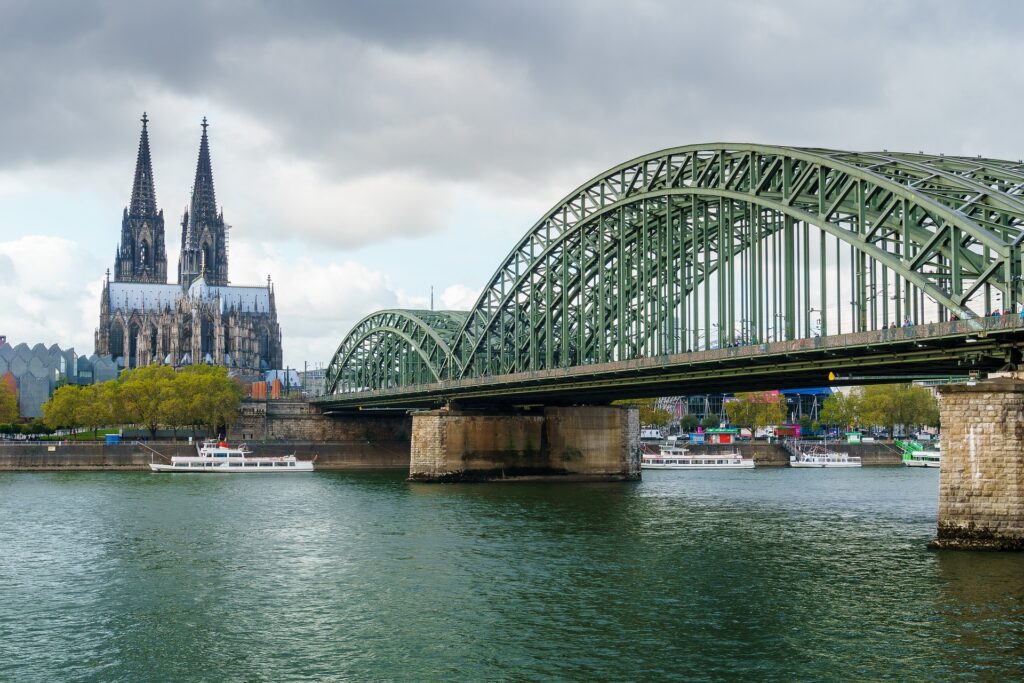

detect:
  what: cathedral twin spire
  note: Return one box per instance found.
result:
[114,112,166,284]
[178,116,229,287]
[114,114,229,288]
[128,113,158,219]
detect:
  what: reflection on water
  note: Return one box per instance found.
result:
[0,468,1022,680]
[933,552,1024,677]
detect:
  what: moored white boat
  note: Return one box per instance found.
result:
[789,445,861,468]
[147,439,315,473]
[641,445,755,470]
[903,449,941,468]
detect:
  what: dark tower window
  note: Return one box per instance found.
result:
[180,317,192,363]
[140,241,150,268]
[259,327,270,368]
[128,323,140,369]
[201,317,215,360]
[109,323,125,360]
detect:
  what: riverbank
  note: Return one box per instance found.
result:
[680,441,903,466]
[0,440,902,470]
[0,440,410,470]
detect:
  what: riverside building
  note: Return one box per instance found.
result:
[0,340,118,418]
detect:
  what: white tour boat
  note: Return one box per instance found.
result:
[641,445,755,470]
[148,439,315,473]
[903,448,941,468]
[789,445,861,468]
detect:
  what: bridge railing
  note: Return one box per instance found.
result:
[321,313,1024,403]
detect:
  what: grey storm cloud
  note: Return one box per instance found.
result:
[4,1,1024,168]
[4,0,1024,248]
[4,0,1024,364]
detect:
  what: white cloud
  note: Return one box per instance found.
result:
[397,283,479,311]
[0,236,103,355]
[231,161,455,249]
[229,241,477,366]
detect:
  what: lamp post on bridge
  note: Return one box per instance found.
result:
[809,308,822,338]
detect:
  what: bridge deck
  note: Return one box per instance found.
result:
[316,316,1024,410]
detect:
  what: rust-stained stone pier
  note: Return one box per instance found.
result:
[932,375,1024,551]
[409,405,640,482]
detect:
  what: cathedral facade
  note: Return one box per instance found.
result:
[95,115,283,371]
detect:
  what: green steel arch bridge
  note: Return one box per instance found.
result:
[317,143,1024,410]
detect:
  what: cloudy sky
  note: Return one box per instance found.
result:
[2,0,1024,368]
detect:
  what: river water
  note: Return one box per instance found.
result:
[1,467,1022,681]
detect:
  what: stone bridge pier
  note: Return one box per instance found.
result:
[409,405,640,482]
[932,375,1024,551]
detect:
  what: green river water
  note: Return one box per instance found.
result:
[1,467,1022,681]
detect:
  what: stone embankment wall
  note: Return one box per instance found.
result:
[230,399,411,443]
[932,378,1024,551]
[0,401,413,471]
[0,440,410,471]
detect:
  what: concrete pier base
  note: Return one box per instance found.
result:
[930,376,1024,551]
[409,405,640,482]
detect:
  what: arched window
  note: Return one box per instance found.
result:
[128,323,140,368]
[109,322,125,359]
[201,317,215,359]
[180,317,192,361]
[259,327,270,366]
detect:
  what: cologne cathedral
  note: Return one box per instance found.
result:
[94,115,283,371]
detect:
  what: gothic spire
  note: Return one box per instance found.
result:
[185,116,217,245]
[128,112,158,218]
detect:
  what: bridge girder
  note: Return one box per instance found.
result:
[324,309,467,395]
[325,144,1024,396]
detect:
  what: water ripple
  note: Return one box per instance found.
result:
[0,468,1021,681]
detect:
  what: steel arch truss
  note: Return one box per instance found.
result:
[447,144,1024,380]
[325,309,467,394]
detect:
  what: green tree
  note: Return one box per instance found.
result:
[0,381,18,424]
[159,373,193,441]
[798,415,815,436]
[24,420,52,435]
[820,390,860,430]
[78,382,116,438]
[117,364,176,439]
[613,397,672,427]
[181,365,242,437]
[679,413,700,433]
[41,384,86,433]
[701,413,721,429]
[724,392,787,434]
[859,383,939,437]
